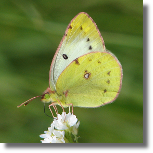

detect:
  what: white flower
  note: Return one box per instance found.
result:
[40,112,80,143]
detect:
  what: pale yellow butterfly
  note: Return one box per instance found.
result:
[17,12,123,117]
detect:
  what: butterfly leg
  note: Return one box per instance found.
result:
[48,102,58,118]
[56,99,67,119]
[57,99,65,113]
[53,105,58,114]
[69,106,70,113]
[67,103,73,114]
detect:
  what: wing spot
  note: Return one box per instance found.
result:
[80,26,83,30]
[89,45,92,50]
[74,58,80,65]
[106,79,110,84]
[104,89,107,93]
[84,71,91,79]
[107,71,111,76]
[63,90,68,97]
[69,25,72,29]
[63,54,68,59]
[98,60,101,64]
[87,38,90,42]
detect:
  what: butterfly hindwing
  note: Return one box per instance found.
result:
[56,52,122,107]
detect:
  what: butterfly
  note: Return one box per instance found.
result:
[17,12,123,117]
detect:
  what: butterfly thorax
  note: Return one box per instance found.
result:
[41,87,66,106]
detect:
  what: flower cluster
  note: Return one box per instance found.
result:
[40,112,80,143]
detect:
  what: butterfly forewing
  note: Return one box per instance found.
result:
[50,12,106,90]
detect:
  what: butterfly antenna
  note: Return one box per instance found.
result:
[17,95,41,108]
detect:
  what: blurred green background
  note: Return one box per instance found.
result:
[0,0,143,143]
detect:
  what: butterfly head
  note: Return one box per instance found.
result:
[41,87,56,103]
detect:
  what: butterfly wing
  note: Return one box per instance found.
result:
[49,12,106,90]
[56,52,123,107]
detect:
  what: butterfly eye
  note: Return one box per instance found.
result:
[63,54,68,59]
